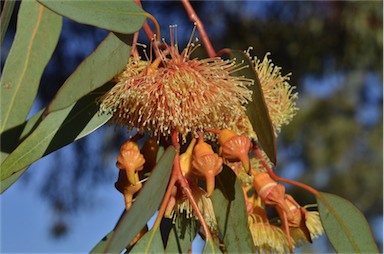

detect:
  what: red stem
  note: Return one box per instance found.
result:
[171,131,213,242]
[252,143,320,197]
[181,0,216,57]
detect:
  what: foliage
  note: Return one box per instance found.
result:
[0,0,381,253]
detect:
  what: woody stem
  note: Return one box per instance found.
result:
[171,131,213,242]
[252,144,320,197]
[151,170,177,229]
[181,0,216,57]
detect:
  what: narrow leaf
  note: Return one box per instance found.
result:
[0,109,44,193]
[0,83,114,181]
[222,50,276,165]
[0,0,61,158]
[0,0,16,46]
[103,147,176,254]
[211,165,255,253]
[202,238,222,254]
[90,231,115,253]
[129,227,164,254]
[0,168,27,193]
[317,192,379,253]
[38,0,147,34]
[46,32,133,114]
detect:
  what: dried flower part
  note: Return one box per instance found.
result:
[116,141,145,185]
[99,38,253,140]
[248,214,291,254]
[171,184,218,231]
[254,53,298,134]
[192,137,223,196]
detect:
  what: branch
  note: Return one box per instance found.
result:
[181,0,216,57]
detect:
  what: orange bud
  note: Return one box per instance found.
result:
[117,141,145,185]
[217,129,237,145]
[217,129,252,173]
[115,170,142,210]
[280,195,312,243]
[179,138,197,178]
[139,137,159,179]
[192,137,223,197]
[253,172,293,221]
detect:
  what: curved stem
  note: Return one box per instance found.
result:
[181,0,216,57]
[252,144,320,197]
[151,174,177,229]
[134,0,160,42]
[144,13,161,42]
[171,131,213,242]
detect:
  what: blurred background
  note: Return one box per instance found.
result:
[1,1,382,253]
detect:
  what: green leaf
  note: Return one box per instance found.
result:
[101,147,176,254]
[129,227,164,254]
[0,109,44,193]
[0,168,27,193]
[0,83,114,182]
[211,165,255,253]
[46,32,133,114]
[90,231,115,253]
[202,238,222,254]
[222,50,276,165]
[317,192,379,253]
[0,0,16,46]
[165,216,199,254]
[0,0,61,159]
[38,0,147,34]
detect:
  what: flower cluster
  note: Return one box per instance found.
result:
[100,35,322,252]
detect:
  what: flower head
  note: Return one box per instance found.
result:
[99,36,253,140]
[255,53,298,134]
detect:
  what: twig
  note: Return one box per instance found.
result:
[181,0,216,57]
[252,143,320,197]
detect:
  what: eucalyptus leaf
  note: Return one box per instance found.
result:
[317,192,379,253]
[129,226,164,254]
[102,147,176,253]
[211,165,255,253]
[38,0,147,34]
[202,238,222,254]
[90,231,115,253]
[222,50,276,165]
[0,0,61,161]
[0,0,16,46]
[46,32,133,114]
[0,83,114,182]
[0,168,27,193]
